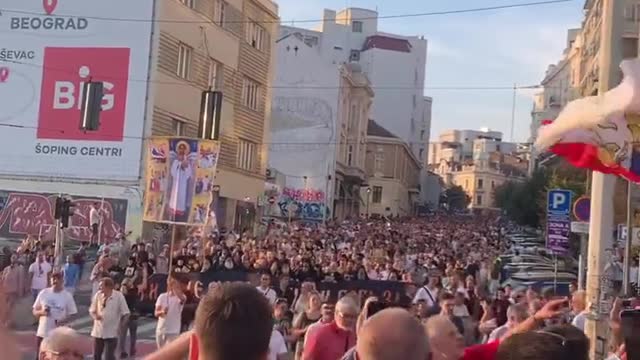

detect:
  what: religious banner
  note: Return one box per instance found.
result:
[143,137,220,225]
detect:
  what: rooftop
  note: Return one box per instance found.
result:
[362,35,412,53]
[367,119,398,138]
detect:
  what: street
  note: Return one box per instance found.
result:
[11,281,158,359]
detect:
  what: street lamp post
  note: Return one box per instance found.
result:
[366,187,371,218]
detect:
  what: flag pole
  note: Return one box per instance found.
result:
[585,1,624,359]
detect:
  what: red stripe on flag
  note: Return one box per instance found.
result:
[550,142,640,182]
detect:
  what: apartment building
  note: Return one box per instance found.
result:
[580,0,640,96]
[362,120,421,217]
[151,0,278,231]
[275,7,434,199]
[269,27,373,221]
[449,152,528,209]
[530,29,581,142]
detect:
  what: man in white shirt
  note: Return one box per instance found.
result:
[89,277,130,360]
[571,290,588,332]
[256,273,277,305]
[413,272,440,308]
[32,272,77,358]
[268,329,288,360]
[155,273,186,349]
[29,252,53,301]
[89,203,101,247]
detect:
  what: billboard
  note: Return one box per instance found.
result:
[0,0,154,180]
[143,137,221,226]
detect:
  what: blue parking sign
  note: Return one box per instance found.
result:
[547,189,572,216]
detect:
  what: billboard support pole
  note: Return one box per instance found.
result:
[54,219,59,269]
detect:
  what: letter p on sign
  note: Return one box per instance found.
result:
[552,193,565,208]
[547,190,571,216]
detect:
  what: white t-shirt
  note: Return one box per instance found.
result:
[413,286,439,307]
[155,293,184,335]
[89,208,100,226]
[268,329,288,360]
[29,261,52,290]
[33,288,77,338]
[256,286,277,305]
[572,311,588,332]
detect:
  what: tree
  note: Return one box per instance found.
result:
[493,169,549,227]
[442,185,471,210]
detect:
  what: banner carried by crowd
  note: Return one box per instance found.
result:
[137,271,413,313]
[143,137,220,226]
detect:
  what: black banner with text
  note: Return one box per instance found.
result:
[137,271,413,314]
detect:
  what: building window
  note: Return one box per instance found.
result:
[491,181,495,189]
[349,50,360,62]
[172,118,185,136]
[242,78,260,110]
[625,4,636,20]
[372,186,383,203]
[246,21,266,51]
[237,140,256,170]
[349,104,357,131]
[419,148,424,160]
[476,195,483,206]
[208,59,222,89]
[179,0,195,9]
[214,0,226,25]
[352,20,363,33]
[374,152,384,172]
[177,43,192,79]
[477,179,484,189]
[420,130,425,140]
[347,145,354,166]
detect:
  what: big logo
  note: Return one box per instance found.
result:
[37,47,131,141]
[10,0,88,30]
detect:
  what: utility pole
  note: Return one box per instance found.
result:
[585,1,624,359]
[623,181,634,296]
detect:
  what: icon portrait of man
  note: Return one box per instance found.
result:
[165,140,196,223]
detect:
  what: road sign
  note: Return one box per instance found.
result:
[547,189,572,216]
[547,189,572,254]
[617,225,640,246]
[573,196,590,222]
[571,221,589,234]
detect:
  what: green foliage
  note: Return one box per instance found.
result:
[493,162,588,228]
[442,185,471,210]
[493,170,549,227]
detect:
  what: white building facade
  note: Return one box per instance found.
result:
[275,7,433,203]
[268,30,372,221]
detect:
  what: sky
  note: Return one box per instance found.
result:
[274,0,585,143]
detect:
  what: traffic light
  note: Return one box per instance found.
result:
[60,199,75,229]
[53,197,63,220]
[80,80,104,131]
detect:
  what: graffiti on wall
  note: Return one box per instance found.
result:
[0,190,127,242]
[264,187,328,222]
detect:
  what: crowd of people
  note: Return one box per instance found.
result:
[0,213,633,359]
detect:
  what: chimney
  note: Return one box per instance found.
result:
[323,9,336,22]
